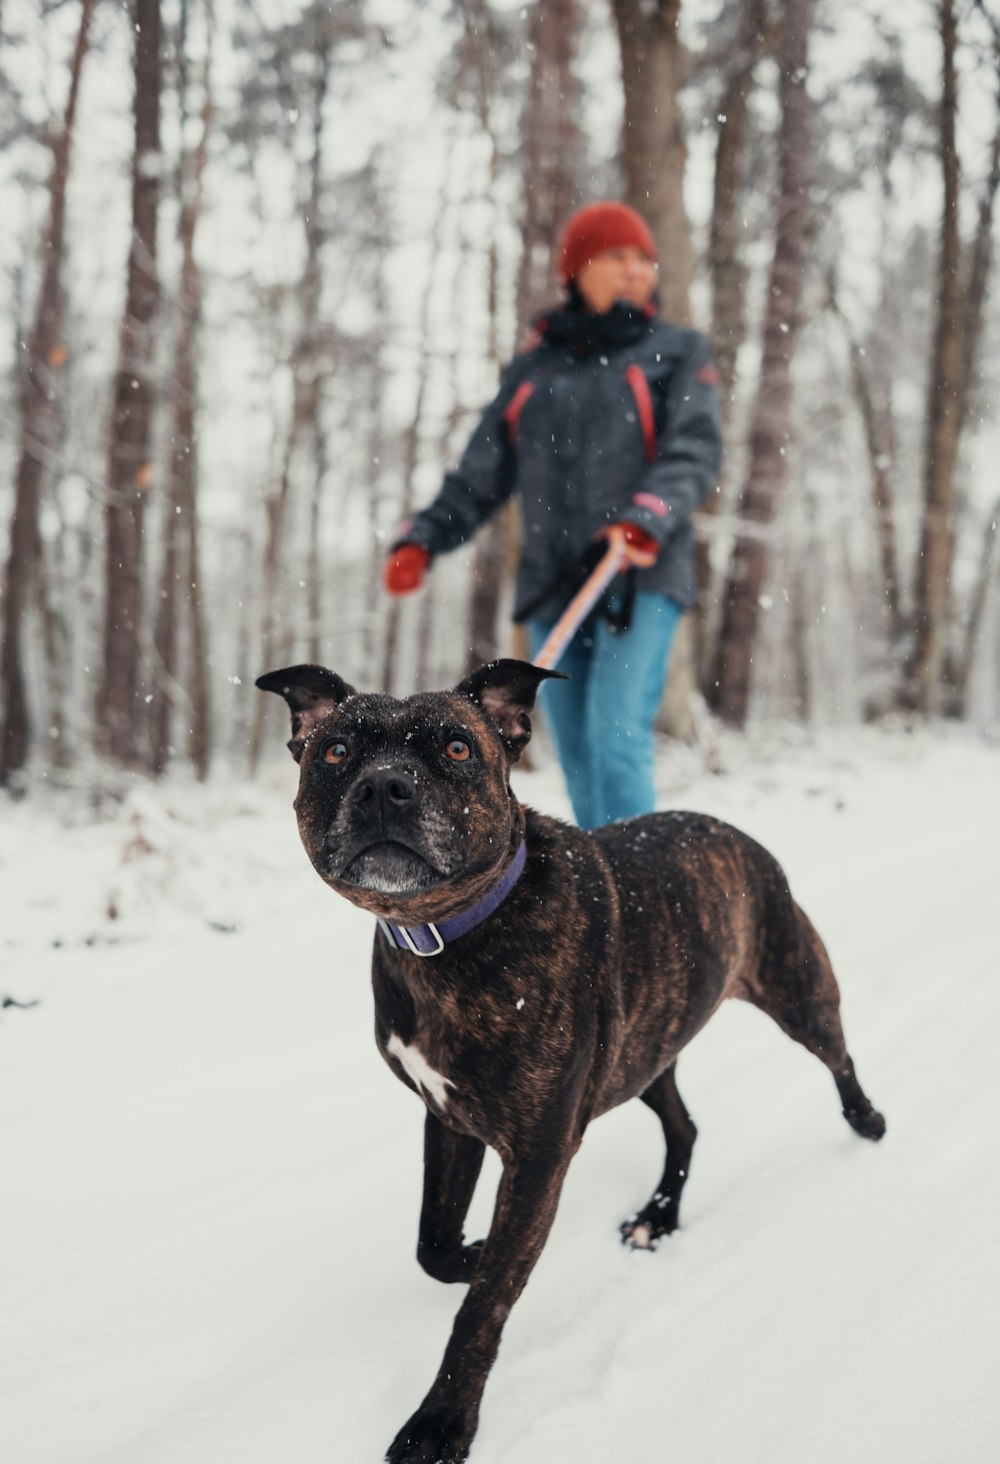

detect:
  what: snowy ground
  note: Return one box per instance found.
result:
[2,725,999,1464]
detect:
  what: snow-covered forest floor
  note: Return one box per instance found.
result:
[2,725,998,1464]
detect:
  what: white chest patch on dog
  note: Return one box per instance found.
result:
[387,1033,455,1111]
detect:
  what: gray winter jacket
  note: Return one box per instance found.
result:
[397,299,722,624]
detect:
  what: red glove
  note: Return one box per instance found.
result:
[600,521,659,568]
[383,544,431,596]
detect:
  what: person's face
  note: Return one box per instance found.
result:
[574,245,658,314]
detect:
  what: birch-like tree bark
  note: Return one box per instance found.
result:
[707,0,815,727]
[0,0,97,778]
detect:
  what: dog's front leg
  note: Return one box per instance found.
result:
[387,1134,576,1464]
[417,1114,487,1284]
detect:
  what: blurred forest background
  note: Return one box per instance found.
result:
[1,0,999,791]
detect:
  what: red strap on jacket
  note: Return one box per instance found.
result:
[624,364,657,463]
[503,382,535,447]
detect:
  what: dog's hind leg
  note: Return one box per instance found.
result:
[752,900,886,1142]
[620,1063,697,1250]
[417,1113,487,1284]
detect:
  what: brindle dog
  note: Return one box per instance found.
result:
[257,658,885,1464]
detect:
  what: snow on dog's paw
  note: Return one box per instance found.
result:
[620,1217,657,1251]
[844,1103,887,1142]
[386,1401,476,1464]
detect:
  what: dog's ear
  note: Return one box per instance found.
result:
[256,664,357,762]
[455,659,565,762]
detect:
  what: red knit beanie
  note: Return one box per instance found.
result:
[557,202,657,285]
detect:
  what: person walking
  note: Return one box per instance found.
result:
[383,201,722,829]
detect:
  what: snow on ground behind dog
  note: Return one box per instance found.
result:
[1,726,998,1464]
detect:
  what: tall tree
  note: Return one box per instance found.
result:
[467,0,584,671]
[826,273,902,641]
[696,0,771,683]
[707,0,770,423]
[514,0,583,332]
[904,0,964,714]
[151,0,214,777]
[95,0,163,767]
[611,0,703,737]
[242,3,376,765]
[610,0,693,324]
[953,496,1000,712]
[381,130,458,695]
[0,0,97,779]
[247,43,330,770]
[708,0,815,727]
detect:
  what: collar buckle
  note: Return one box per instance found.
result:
[378,839,527,959]
[396,922,445,958]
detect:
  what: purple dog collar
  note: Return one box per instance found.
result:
[378,840,527,958]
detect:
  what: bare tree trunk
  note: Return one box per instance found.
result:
[696,0,771,685]
[467,0,585,674]
[959,17,1000,437]
[381,132,457,694]
[953,496,1000,712]
[248,40,329,770]
[95,0,162,769]
[707,0,814,727]
[363,251,390,674]
[0,0,96,779]
[306,413,327,666]
[248,381,321,770]
[904,0,964,715]
[612,0,701,735]
[186,491,210,776]
[435,209,484,684]
[947,24,1000,714]
[848,337,902,637]
[708,0,770,421]
[790,573,811,722]
[826,276,902,639]
[925,4,1000,714]
[611,0,693,325]
[514,0,583,332]
[364,382,387,674]
[35,542,70,764]
[152,0,214,777]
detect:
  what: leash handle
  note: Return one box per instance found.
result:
[532,525,630,671]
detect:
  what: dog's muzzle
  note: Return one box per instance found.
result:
[335,838,439,895]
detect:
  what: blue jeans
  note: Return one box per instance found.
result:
[528,593,682,829]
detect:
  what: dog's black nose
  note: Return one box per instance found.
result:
[353,768,417,809]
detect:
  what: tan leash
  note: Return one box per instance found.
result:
[532,525,632,671]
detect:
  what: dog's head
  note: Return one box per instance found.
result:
[256,660,562,922]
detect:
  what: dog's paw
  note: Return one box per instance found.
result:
[386,1402,476,1464]
[844,1103,887,1142]
[620,1196,679,1251]
[621,1218,658,1251]
[417,1238,483,1285]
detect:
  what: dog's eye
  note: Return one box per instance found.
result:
[445,739,471,762]
[323,741,349,765]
